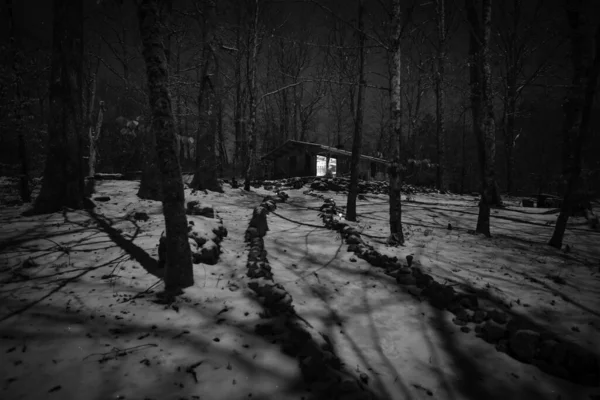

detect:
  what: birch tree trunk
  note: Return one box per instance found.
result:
[549,0,600,248]
[138,0,193,291]
[388,0,405,244]
[28,0,85,214]
[345,0,366,222]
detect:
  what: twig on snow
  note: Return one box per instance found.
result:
[83,343,158,362]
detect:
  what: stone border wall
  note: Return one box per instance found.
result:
[243,192,380,399]
[318,198,599,388]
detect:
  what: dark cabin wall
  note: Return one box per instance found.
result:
[272,146,315,178]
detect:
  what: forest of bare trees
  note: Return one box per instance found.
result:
[1,0,600,290]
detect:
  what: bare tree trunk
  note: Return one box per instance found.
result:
[17,134,30,202]
[500,0,520,195]
[138,2,171,202]
[460,108,467,194]
[479,0,498,233]
[88,101,106,177]
[137,125,163,200]
[466,0,499,237]
[138,0,193,292]
[435,0,447,191]
[281,91,289,141]
[549,0,600,248]
[217,91,227,175]
[233,6,244,176]
[8,0,31,203]
[192,81,222,192]
[336,79,343,146]
[503,91,517,193]
[293,86,300,141]
[176,43,183,138]
[243,0,259,191]
[27,0,85,215]
[388,0,404,244]
[191,0,221,192]
[345,0,366,222]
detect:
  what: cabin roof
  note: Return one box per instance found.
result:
[261,140,389,165]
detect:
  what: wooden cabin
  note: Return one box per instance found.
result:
[261,140,389,181]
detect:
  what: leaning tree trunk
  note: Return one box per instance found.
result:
[27,0,85,215]
[388,0,404,245]
[549,1,600,248]
[138,0,193,291]
[346,0,366,222]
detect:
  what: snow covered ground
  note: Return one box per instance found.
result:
[0,180,598,400]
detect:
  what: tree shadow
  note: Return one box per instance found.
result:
[0,252,129,323]
[280,191,599,399]
[428,306,554,400]
[85,209,163,280]
[0,283,311,400]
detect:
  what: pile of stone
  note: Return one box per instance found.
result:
[309,177,390,194]
[263,176,449,196]
[158,201,228,267]
[243,193,378,398]
[263,177,308,191]
[318,199,599,387]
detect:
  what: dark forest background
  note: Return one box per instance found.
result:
[1,0,599,195]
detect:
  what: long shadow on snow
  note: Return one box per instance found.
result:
[268,203,420,399]
[0,252,130,323]
[428,306,553,400]
[404,231,600,321]
[86,209,163,280]
[0,220,96,256]
[261,204,393,398]
[278,206,480,399]
[407,202,598,235]
[359,276,419,400]
[289,194,596,399]
[0,289,310,400]
[327,251,590,399]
